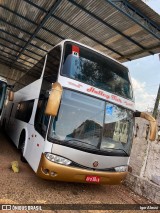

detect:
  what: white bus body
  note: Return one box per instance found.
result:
[2,40,155,184]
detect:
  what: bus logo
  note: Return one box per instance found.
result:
[93,161,99,167]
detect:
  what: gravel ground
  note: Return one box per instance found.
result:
[0,131,158,213]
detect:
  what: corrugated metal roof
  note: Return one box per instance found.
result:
[0,0,159,76]
[128,0,160,25]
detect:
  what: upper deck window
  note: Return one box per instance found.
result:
[61,42,133,100]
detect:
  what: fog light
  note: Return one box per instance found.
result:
[115,166,128,172]
[50,171,57,176]
[42,168,49,175]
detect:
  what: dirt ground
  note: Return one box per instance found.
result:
[0,131,159,213]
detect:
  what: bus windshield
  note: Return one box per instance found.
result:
[48,89,134,156]
[61,42,133,100]
[0,81,7,113]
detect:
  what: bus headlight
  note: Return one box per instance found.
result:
[114,166,128,172]
[45,153,72,166]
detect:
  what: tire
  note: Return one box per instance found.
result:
[20,154,27,163]
[2,119,6,130]
[19,131,27,163]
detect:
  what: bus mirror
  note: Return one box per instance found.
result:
[134,111,157,141]
[9,90,14,101]
[45,82,63,116]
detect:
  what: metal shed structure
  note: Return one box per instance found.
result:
[0,0,160,83]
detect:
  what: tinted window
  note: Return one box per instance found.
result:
[34,98,49,137]
[34,46,61,137]
[61,42,133,99]
[14,57,45,92]
[43,46,61,84]
[15,100,34,122]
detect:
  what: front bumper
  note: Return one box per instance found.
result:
[36,153,128,184]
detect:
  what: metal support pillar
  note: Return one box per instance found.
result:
[153,84,160,119]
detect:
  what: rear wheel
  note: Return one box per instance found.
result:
[2,119,6,130]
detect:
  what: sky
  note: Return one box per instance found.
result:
[123,0,160,112]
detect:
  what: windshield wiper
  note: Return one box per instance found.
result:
[64,139,97,148]
[110,148,128,156]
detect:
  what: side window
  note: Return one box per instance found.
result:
[14,57,45,92]
[34,46,61,137]
[35,98,49,137]
[15,100,34,123]
[44,46,61,84]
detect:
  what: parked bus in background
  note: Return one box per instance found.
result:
[2,40,156,184]
[0,76,8,116]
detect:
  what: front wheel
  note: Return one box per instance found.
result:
[19,131,27,163]
[20,150,27,163]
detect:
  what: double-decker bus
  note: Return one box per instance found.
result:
[2,40,156,184]
[0,76,8,116]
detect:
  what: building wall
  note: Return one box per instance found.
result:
[125,117,160,203]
